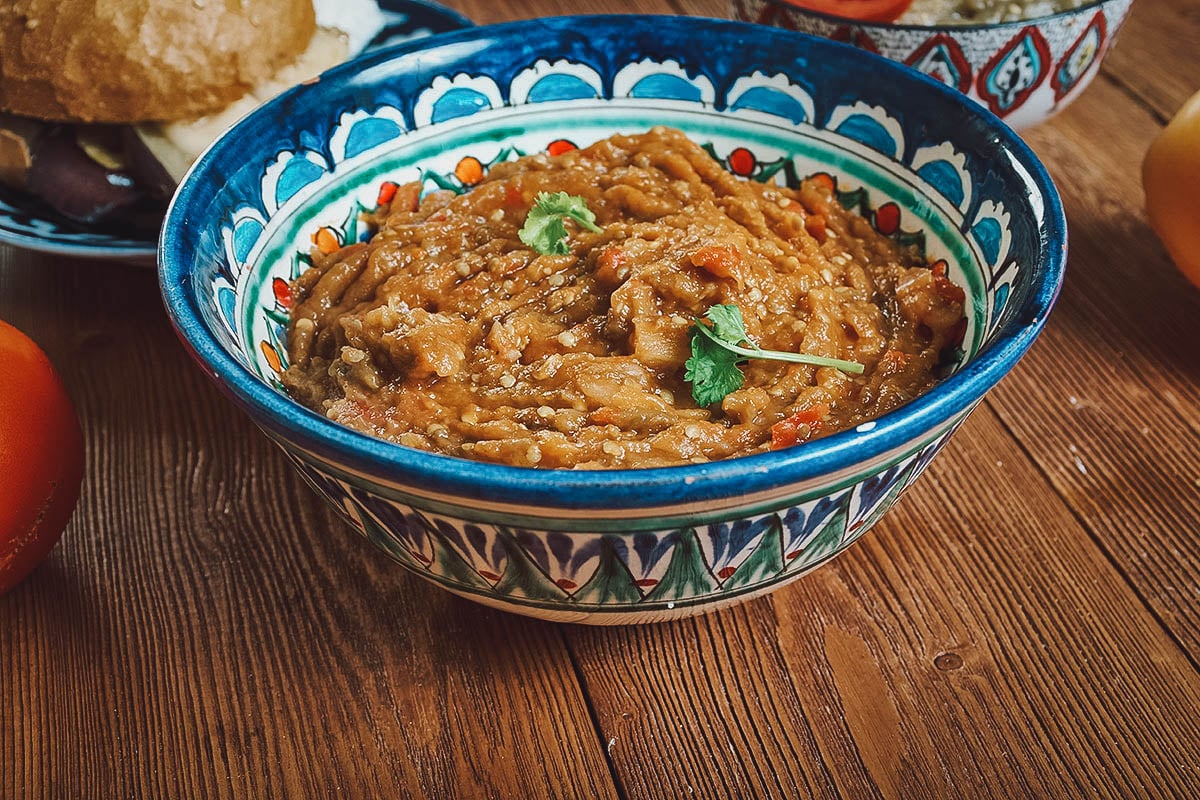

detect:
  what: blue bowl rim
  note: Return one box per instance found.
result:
[745,0,1119,32]
[159,14,1067,512]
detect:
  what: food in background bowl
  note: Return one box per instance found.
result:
[900,0,1091,24]
[159,17,1065,623]
[732,0,1134,128]
[282,127,966,468]
[787,0,1095,25]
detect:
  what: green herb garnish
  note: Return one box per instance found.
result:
[518,191,603,255]
[684,304,865,406]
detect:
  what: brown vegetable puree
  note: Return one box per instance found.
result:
[282,127,966,469]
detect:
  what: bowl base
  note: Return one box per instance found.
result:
[422,557,838,625]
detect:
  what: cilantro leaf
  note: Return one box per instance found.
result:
[521,212,571,255]
[685,303,865,406]
[685,331,744,407]
[519,191,603,255]
[702,303,748,344]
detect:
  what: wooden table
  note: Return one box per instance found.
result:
[4,0,1199,796]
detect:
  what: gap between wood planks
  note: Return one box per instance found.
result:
[1099,70,1172,127]
[561,625,632,800]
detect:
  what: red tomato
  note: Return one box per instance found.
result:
[770,403,830,449]
[0,320,84,594]
[786,0,913,23]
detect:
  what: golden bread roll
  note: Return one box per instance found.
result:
[0,0,317,123]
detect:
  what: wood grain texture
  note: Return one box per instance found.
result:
[672,0,729,16]
[0,254,619,800]
[449,0,677,24]
[1007,74,1200,659]
[450,0,726,24]
[3,0,1200,798]
[1101,0,1200,120]
[567,407,1200,799]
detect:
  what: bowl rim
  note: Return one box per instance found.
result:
[158,14,1067,512]
[758,0,1117,31]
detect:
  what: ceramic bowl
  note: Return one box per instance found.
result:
[159,16,1065,624]
[730,0,1133,128]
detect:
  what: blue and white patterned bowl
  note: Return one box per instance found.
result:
[159,16,1066,624]
[732,0,1133,129]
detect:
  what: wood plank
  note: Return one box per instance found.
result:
[672,0,729,15]
[0,252,619,800]
[1101,0,1200,120]
[449,0,680,24]
[5,3,1196,799]
[447,0,729,24]
[999,77,1200,657]
[567,603,841,799]
[567,405,1200,798]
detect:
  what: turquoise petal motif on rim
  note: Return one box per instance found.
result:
[629,74,704,102]
[431,87,492,123]
[917,161,966,208]
[217,287,237,333]
[232,218,262,264]
[972,217,1004,266]
[343,117,404,159]
[274,157,325,208]
[994,283,1010,315]
[494,530,570,602]
[833,115,897,158]
[729,87,808,124]
[781,494,848,561]
[527,74,599,102]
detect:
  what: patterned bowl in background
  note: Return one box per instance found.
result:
[731,0,1134,129]
[159,16,1066,624]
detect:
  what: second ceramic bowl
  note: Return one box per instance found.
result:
[731,0,1134,128]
